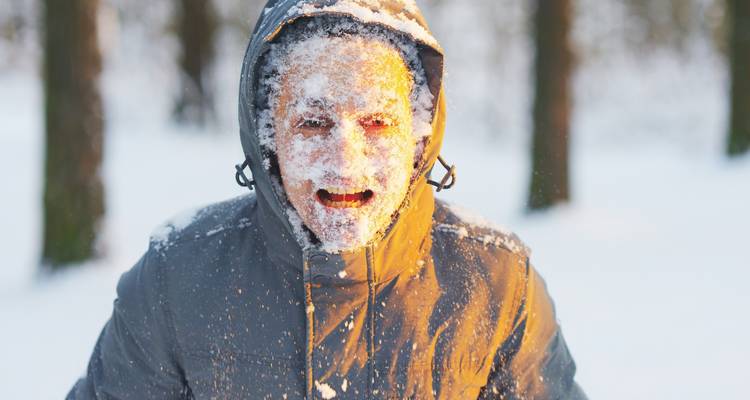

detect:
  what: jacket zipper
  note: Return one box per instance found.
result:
[303,255,314,399]
[366,246,376,397]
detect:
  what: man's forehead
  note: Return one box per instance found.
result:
[279,52,411,112]
[280,34,407,73]
[289,94,403,113]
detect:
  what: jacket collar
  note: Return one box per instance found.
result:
[257,174,434,286]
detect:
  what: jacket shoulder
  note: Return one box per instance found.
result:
[148,193,257,251]
[432,199,530,259]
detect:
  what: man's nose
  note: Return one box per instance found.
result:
[329,119,366,169]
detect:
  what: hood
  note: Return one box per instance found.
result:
[237,0,447,260]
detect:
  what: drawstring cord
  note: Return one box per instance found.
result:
[235,157,255,190]
[427,155,457,192]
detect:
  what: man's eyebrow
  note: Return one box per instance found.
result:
[292,97,331,111]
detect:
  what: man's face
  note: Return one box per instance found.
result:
[273,36,417,252]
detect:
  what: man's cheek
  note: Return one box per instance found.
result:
[373,146,412,176]
[287,150,325,183]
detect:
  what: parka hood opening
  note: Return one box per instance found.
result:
[238,0,446,254]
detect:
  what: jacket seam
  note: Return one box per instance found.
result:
[481,254,529,398]
[151,243,191,397]
[366,246,376,397]
[500,253,529,364]
[303,256,315,400]
[511,255,531,343]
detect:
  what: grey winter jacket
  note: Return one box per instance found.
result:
[67,1,586,399]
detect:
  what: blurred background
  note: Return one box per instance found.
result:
[1,0,748,398]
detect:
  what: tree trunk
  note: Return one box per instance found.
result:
[728,0,750,156]
[42,0,105,268]
[528,0,573,211]
[174,0,217,125]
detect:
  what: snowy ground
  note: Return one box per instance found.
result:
[2,23,750,400]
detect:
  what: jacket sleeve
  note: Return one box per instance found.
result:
[66,244,188,399]
[480,261,587,400]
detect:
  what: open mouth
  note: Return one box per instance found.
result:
[316,189,374,208]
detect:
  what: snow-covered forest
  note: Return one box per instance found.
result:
[1,0,749,398]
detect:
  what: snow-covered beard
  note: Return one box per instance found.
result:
[257,21,434,253]
[281,116,415,253]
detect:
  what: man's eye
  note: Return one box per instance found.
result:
[360,115,396,130]
[297,117,333,130]
[303,119,323,128]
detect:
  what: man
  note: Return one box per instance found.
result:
[68,1,586,399]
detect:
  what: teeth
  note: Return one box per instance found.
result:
[317,188,373,209]
[320,197,366,209]
[325,187,365,195]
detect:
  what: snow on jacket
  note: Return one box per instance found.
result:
[67,0,586,399]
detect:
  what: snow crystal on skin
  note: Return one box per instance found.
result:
[258,24,433,253]
[289,0,439,49]
[315,380,337,399]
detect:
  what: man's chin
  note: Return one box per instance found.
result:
[315,225,374,254]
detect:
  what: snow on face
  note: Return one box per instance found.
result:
[271,35,417,253]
